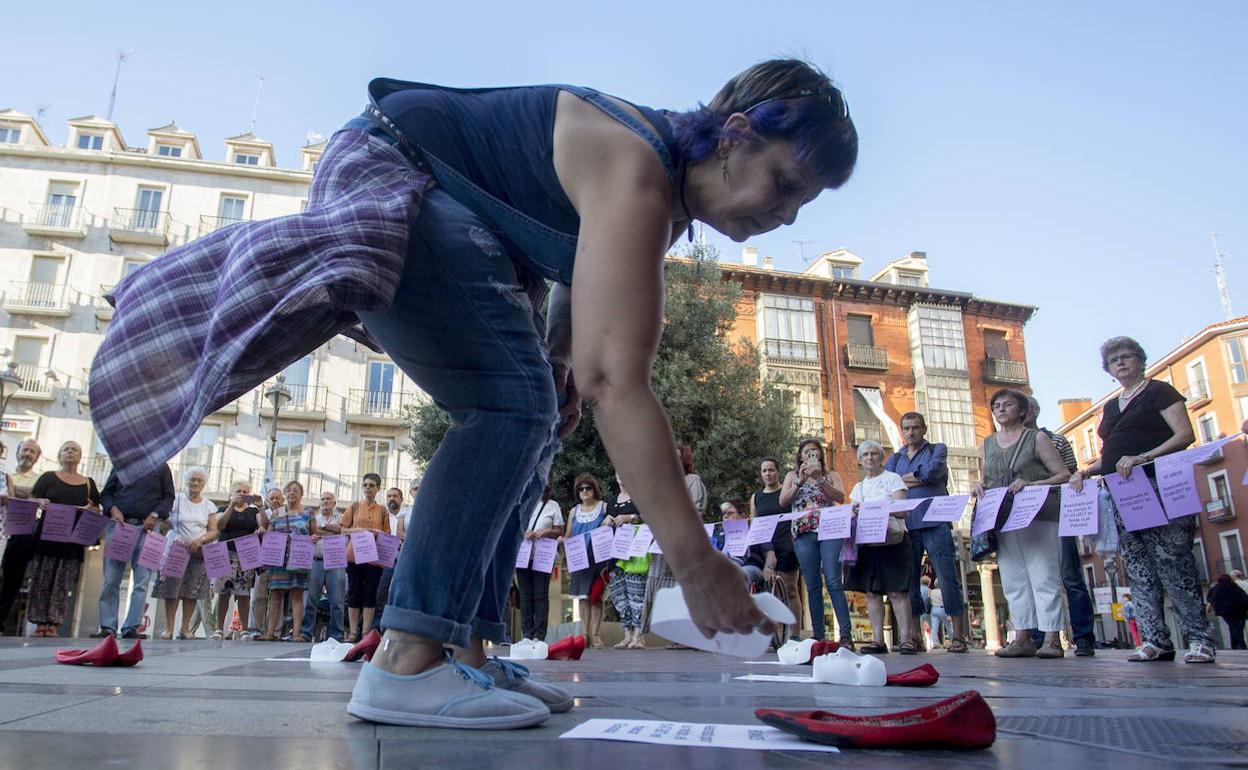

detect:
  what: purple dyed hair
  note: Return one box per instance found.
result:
[669,59,857,189]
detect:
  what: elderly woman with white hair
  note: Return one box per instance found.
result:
[153,467,219,639]
[844,439,916,654]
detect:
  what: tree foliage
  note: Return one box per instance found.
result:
[404,242,799,511]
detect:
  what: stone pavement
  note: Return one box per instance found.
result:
[0,638,1245,769]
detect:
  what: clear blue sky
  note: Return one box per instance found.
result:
[4,1,1246,421]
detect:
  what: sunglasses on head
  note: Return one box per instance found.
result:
[743,87,850,121]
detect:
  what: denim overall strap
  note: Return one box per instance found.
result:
[560,86,678,183]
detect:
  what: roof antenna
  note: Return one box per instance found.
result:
[1212,233,1234,320]
[105,49,135,122]
[249,76,266,134]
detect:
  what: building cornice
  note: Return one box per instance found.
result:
[0,143,311,184]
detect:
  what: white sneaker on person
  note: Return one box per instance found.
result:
[479,657,574,713]
[347,654,550,729]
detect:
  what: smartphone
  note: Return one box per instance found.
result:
[243,494,262,505]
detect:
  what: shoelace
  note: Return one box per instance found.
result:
[446,653,495,689]
[490,657,531,684]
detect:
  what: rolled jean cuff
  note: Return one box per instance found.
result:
[379,604,472,648]
[472,616,507,645]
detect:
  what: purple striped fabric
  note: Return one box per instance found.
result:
[89,128,433,483]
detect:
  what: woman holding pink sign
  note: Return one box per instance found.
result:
[1069,336,1215,664]
[27,441,100,637]
[263,480,317,642]
[211,481,267,640]
[563,473,609,649]
[153,467,218,640]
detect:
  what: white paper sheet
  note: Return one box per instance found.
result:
[733,674,818,683]
[560,718,839,753]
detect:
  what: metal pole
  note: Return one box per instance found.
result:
[105,49,134,122]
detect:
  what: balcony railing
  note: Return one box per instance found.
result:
[762,338,820,365]
[845,343,889,370]
[24,203,87,237]
[1186,379,1212,403]
[4,282,73,315]
[1206,497,1236,523]
[243,469,409,504]
[259,382,328,418]
[198,215,247,237]
[796,416,825,436]
[852,421,885,446]
[346,389,421,424]
[983,357,1029,385]
[83,457,240,497]
[109,208,170,245]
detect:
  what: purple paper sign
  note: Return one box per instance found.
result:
[816,505,853,541]
[202,540,232,579]
[609,525,638,560]
[564,533,590,572]
[888,498,926,513]
[69,510,108,546]
[531,537,559,573]
[1154,450,1204,520]
[972,488,1008,537]
[999,485,1052,532]
[854,500,892,545]
[515,538,533,569]
[647,536,663,554]
[3,498,39,536]
[105,522,142,562]
[376,533,400,568]
[627,525,654,557]
[722,518,749,556]
[259,531,288,567]
[1058,482,1100,537]
[40,503,78,542]
[287,535,314,571]
[1105,472,1169,532]
[321,535,348,570]
[922,495,971,524]
[589,526,615,563]
[161,540,191,580]
[350,531,380,564]
[746,515,781,546]
[234,533,264,571]
[137,531,167,571]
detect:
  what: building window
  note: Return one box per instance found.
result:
[1228,338,1247,384]
[770,369,823,435]
[274,430,307,478]
[29,254,65,287]
[1208,471,1234,518]
[946,453,980,497]
[0,126,20,143]
[183,424,221,468]
[1220,531,1245,575]
[234,152,260,165]
[897,271,922,287]
[1197,413,1218,443]
[121,259,146,280]
[1192,536,1210,582]
[134,186,164,229]
[282,355,312,408]
[360,438,394,478]
[1186,358,1210,399]
[77,133,104,150]
[910,305,968,372]
[218,195,247,222]
[44,182,79,227]
[12,336,48,390]
[1082,425,1097,461]
[846,315,874,347]
[921,374,977,448]
[1238,395,1248,424]
[365,360,396,411]
[156,143,182,157]
[983,329,1009,360]
[759,294,819,362]
[831,265,856,280]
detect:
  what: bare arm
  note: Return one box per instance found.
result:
[778,471,800,507]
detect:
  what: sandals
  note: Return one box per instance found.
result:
[1127,642,1176,662]
[210,631,224,641]
[1183,642,1215,664]
[947,637,969,654]
[858,642,889,655]
[896,640,920,656]
[157,631,173,641]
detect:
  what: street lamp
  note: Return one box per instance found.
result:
[0,361,24,433]
[263,374,292,484]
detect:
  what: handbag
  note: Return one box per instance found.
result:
[883,515,907,546]
[970,429,1034,562]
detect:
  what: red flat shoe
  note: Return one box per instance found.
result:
[344,629,381,662]
[56,635,120,667]
[547,634,586,661]
[113,639,144,667]
[806,640,840,661]
[755,690,995,750]
[886,662,939,687]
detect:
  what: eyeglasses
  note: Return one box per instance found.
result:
[1107,353,1136,365]
[577,485,594,492]
[744,88,850,121]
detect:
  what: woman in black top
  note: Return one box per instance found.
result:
[605,475,648,649]
[1070,336,1215,663]
[28,441,101,636]
[210,480,267,639]
[750,457,800,636]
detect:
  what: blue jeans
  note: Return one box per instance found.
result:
[1031,535,1097,646]
[301,559,346,641]
[907,524,965,619]
[99,524,153,633]
[930,606,950,644]
[357,187,560,648]
[792,532,852,641]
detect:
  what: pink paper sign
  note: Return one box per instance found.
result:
[609,525,638,559]
[202,540,232,579]
[287,534,314,571]
[972,488,1008,537]
[854,500,892,545]
[589,526,616,563]
[1058,482,1100,537]
[564,533,590,572]
[515,538,533,569]
[105,522,142,562]
[816,504,853,541]
[161,540,191,580]
[1105,472,1169,532]
[350,531,380,563]
[721,518,749,556]
[1154,450,1204,520]
[627,525,654,558]
[888,498,926,513]
[234,533,264,571]
[137,531,167,571]
[999,485,1052,532]
[69,510,108,546]
[3,498,39,536]
[376,533,400,568]
[260,532,288,567]
[321,535,348,570]
[746,515,781,545]
[531,537,559,573]
[922,495,971,524]
[40,503,78,542]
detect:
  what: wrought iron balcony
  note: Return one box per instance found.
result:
[1185,379,1212,405]
[10,363,53,399]
[4,282,73,316]
[852,421,885,446]
[762,338,820,366]
[258,382,328,419]
[845,343,889,370]
[346,389,421,426]
[198,215,247,237]
[24,203,87,237]
[983,357,1029,385]
[109,208,170,245]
